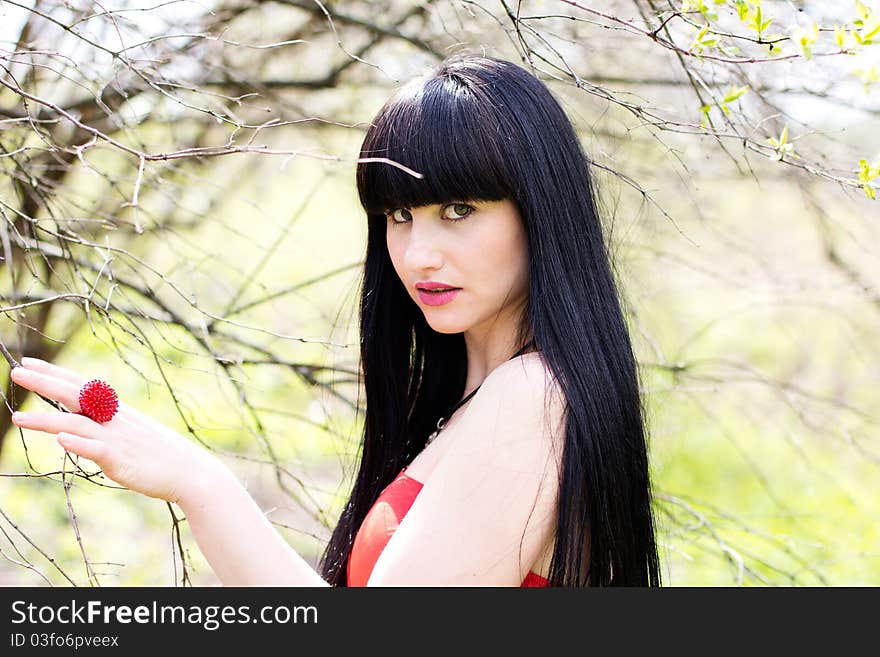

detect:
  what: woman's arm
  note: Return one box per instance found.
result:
[8,357,328,587]
[178,464,329,586]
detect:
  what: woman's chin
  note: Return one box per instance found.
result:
[422,315,468,334]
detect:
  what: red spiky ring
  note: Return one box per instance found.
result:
[78,379,119,423]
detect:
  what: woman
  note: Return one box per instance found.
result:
[8,54,662,586]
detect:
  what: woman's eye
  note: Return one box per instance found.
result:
[444,203,473,220]
[386,205,472,224]
[388,208,413,223]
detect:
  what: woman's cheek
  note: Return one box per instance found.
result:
[385,240,406,284]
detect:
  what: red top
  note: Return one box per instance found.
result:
[347,467,550,587]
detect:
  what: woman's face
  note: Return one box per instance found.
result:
[385,199,529,336]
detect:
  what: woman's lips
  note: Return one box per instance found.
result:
[417,288,461,306]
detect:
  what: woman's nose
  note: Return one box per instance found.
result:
[404,242,443,271]
[403,226,444,271]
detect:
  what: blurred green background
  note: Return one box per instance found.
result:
[1,0,878,586]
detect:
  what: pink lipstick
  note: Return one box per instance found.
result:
[415,281,462,307]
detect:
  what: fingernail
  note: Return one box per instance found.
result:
[12,411,23,422]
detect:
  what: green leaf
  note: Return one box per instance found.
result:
[767,125,797,161]
[792,22,819,60]
[858,158,880,182]
[749,7,763,32]
[852,65,879,92]
[857,158,880,199]
[722,85,750,103]
[861,20,880,41]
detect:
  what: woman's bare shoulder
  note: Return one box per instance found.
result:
[489,349,552,378]
[483,351,565,412]
[472,350,567,454]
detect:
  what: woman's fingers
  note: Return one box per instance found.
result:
[57,432,110,463]
[10,366,83,413]
[20,356,87,386]
[12,410,108,440]
[16,357,152,428]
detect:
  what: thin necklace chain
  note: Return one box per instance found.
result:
[425,340,536,446]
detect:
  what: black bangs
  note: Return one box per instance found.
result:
[356,73,515,216]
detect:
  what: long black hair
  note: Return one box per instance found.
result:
[319,53,662,586]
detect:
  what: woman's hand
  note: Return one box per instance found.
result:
[9,356,225,505]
